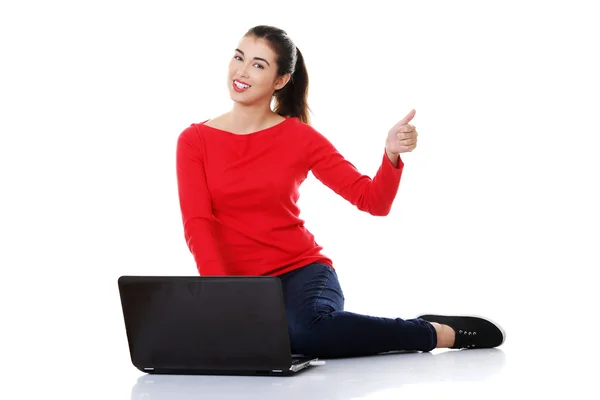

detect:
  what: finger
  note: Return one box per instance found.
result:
[397,138,416,147]
[396,131,416,140]
[394,109,416,129]
[398,136,416,143]
[401,124,415,133]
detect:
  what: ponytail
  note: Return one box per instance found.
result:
[272,47,312,125]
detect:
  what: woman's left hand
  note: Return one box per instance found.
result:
[386,109,418,154]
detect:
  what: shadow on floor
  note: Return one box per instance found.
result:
[130,348,506,399]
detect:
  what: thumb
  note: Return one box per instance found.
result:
[396,109,416,127]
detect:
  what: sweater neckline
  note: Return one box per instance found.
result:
[200,116,293,137]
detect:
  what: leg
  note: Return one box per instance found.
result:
[278,262,437,358]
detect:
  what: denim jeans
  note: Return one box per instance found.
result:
[278,262,437,358]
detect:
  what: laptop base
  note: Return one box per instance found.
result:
[141,359,316,376]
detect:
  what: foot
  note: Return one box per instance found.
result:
[418,314,506,349]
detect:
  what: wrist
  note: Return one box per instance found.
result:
[385,147,400,166]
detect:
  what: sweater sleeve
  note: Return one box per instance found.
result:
[306,126,404,216]
[176,125,226,275]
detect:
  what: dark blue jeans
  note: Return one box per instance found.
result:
[278,262,437,358]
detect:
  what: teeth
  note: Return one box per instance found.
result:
[234,81,249,89]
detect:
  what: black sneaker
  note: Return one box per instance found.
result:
[416,314,506,349]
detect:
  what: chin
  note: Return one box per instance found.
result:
[229,94,247,104]
[229,90,253,102]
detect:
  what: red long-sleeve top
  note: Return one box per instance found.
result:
[176,116,404,276]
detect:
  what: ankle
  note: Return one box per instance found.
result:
[432,323,456,348]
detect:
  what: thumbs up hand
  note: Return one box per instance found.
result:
[386,109,418,155]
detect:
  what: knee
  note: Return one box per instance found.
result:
[289,313,331,356]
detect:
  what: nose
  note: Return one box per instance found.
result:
[237,62,250,78]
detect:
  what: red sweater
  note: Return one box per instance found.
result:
[176,116,404,276]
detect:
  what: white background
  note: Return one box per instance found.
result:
[1,0,599,398]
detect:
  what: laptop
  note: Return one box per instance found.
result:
[117,275,319,376]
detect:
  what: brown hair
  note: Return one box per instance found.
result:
[244,25,313,125]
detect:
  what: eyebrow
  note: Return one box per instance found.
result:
[235,49,270,67]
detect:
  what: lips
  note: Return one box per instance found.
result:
[234,79,250,87]
[233,79,251,92]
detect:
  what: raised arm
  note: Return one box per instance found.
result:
[176,126,226,275]
[305,126,404,216]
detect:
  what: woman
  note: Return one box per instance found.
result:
[176,25,505,358]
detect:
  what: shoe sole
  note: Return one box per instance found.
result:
[414,313,506,346]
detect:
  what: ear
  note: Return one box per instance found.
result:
[274,73,291,91]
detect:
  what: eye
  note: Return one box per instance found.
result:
[233,55,264,69]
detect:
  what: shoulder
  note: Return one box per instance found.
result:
[178,123,200,142]
[178,117,214,140]
[287,117,321,139]
[176,121,212,156]
[289,118,332,149]
[281,118,315,150]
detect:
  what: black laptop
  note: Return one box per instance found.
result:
[117,275,319,376]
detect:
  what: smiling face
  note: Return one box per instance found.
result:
[227,35,291,105]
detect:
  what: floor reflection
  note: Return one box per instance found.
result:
[131,348,505,400]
